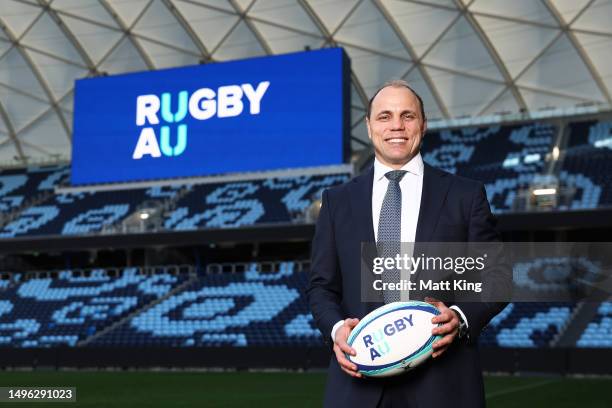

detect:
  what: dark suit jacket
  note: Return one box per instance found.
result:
[307,163,507,408]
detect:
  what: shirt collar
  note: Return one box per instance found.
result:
[373,153,424,182]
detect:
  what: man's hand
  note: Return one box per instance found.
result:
[333,318,362,378]
[426,297,460,359]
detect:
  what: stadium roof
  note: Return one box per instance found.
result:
[1,0,611,165]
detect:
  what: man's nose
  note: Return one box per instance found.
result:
[391,115,404,130]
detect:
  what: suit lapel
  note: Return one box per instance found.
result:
[411,164,452,295]
[349,167,375,245]
[415,163,452,243]
[348,167,382,312]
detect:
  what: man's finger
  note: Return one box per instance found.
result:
[338,357,358,372]
[432,310,453,324]
[337,353,361,376]
[345,318,360,328]
[432,333,455,350]
[341,366,363,378]
[334,345,358,371]
[433,321,457,335]
[432,346,448,359]
[338,341,356,356]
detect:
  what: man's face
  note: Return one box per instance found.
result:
[366,86,427,169]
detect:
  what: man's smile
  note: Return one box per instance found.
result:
[384,137,409,144]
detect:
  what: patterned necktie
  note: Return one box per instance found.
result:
[378,170,407,304]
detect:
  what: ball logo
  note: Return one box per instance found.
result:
[363,314,413,361]
[132,81,270,160]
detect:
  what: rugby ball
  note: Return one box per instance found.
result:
[345,301,441,377]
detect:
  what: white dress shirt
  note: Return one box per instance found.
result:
[330,153,468,342]
[372,154,424,243]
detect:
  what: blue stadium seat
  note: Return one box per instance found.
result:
[559,120,612,209]
[0,172,350,238]
[0,268,186,347]
[0,165,69,213]
[577,302,612,348]
[91,262,324,348]
[480,302,575,348]
[421,122,556,213]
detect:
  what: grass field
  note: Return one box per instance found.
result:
[0,371,610,407]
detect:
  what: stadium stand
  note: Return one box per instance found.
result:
[421,122,556,213]
[90,261,321,348]
[0,165,69,221]
[0,117,610,241]
[577,302,612,348]
[3,258,603,350]
[0,262,325,348]
[479,302,575,348]
[0,173,350,238]
[0,267,190,347]
[164,173,350,231]
[559,120,612,209]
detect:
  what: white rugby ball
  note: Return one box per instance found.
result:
[345,301,441,377]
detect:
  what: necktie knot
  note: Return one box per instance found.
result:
[385,170,407,182]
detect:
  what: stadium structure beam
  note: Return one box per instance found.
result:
[178,0,327,47]
[349,72,371,147]
[351,112,365,129]
[0,82,54,106]
[209,11,244,57]
[297,0,371,148]
[98,0,155,70]
[504,1,595,111]
[0,100,26,164]
[572,26,612,39]
[516,85,596,104]
[543,0,611,105]
[18,139,53,156]
[331,39,412,63]
[321,0,364,47]
[455,0,528,113]
[295,0,335,46]
[11,41,88,70]
[40,0,96,72]
[160,0,213,62]
[405,0,583,34]
[12,89,73,139]
[230,0,273,55]
[297,0,368,109]
[373,0,451,119]
[49,5,205,61]
[0,12,72,148]
[422,62,504,85]
[477,29,563,115]
[468,5,612,41]
[394,4,465,119]
[130,31,203,58]
[403,0,607,115]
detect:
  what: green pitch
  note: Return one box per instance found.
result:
[0,371,610,407]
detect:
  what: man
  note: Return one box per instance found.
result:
[307,80,507,407]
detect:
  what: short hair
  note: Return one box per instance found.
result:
[366,80,426,122]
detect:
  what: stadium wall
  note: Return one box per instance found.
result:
[0,347,610,375]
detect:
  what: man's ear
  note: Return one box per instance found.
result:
[366,117,372,140]
[422,119,427,138]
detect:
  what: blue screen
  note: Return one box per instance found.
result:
[71,48,349,185]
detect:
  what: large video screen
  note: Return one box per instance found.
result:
[71,48,350,185]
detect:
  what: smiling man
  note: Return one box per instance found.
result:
[307,80,507,407]
[367,82,425,169]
